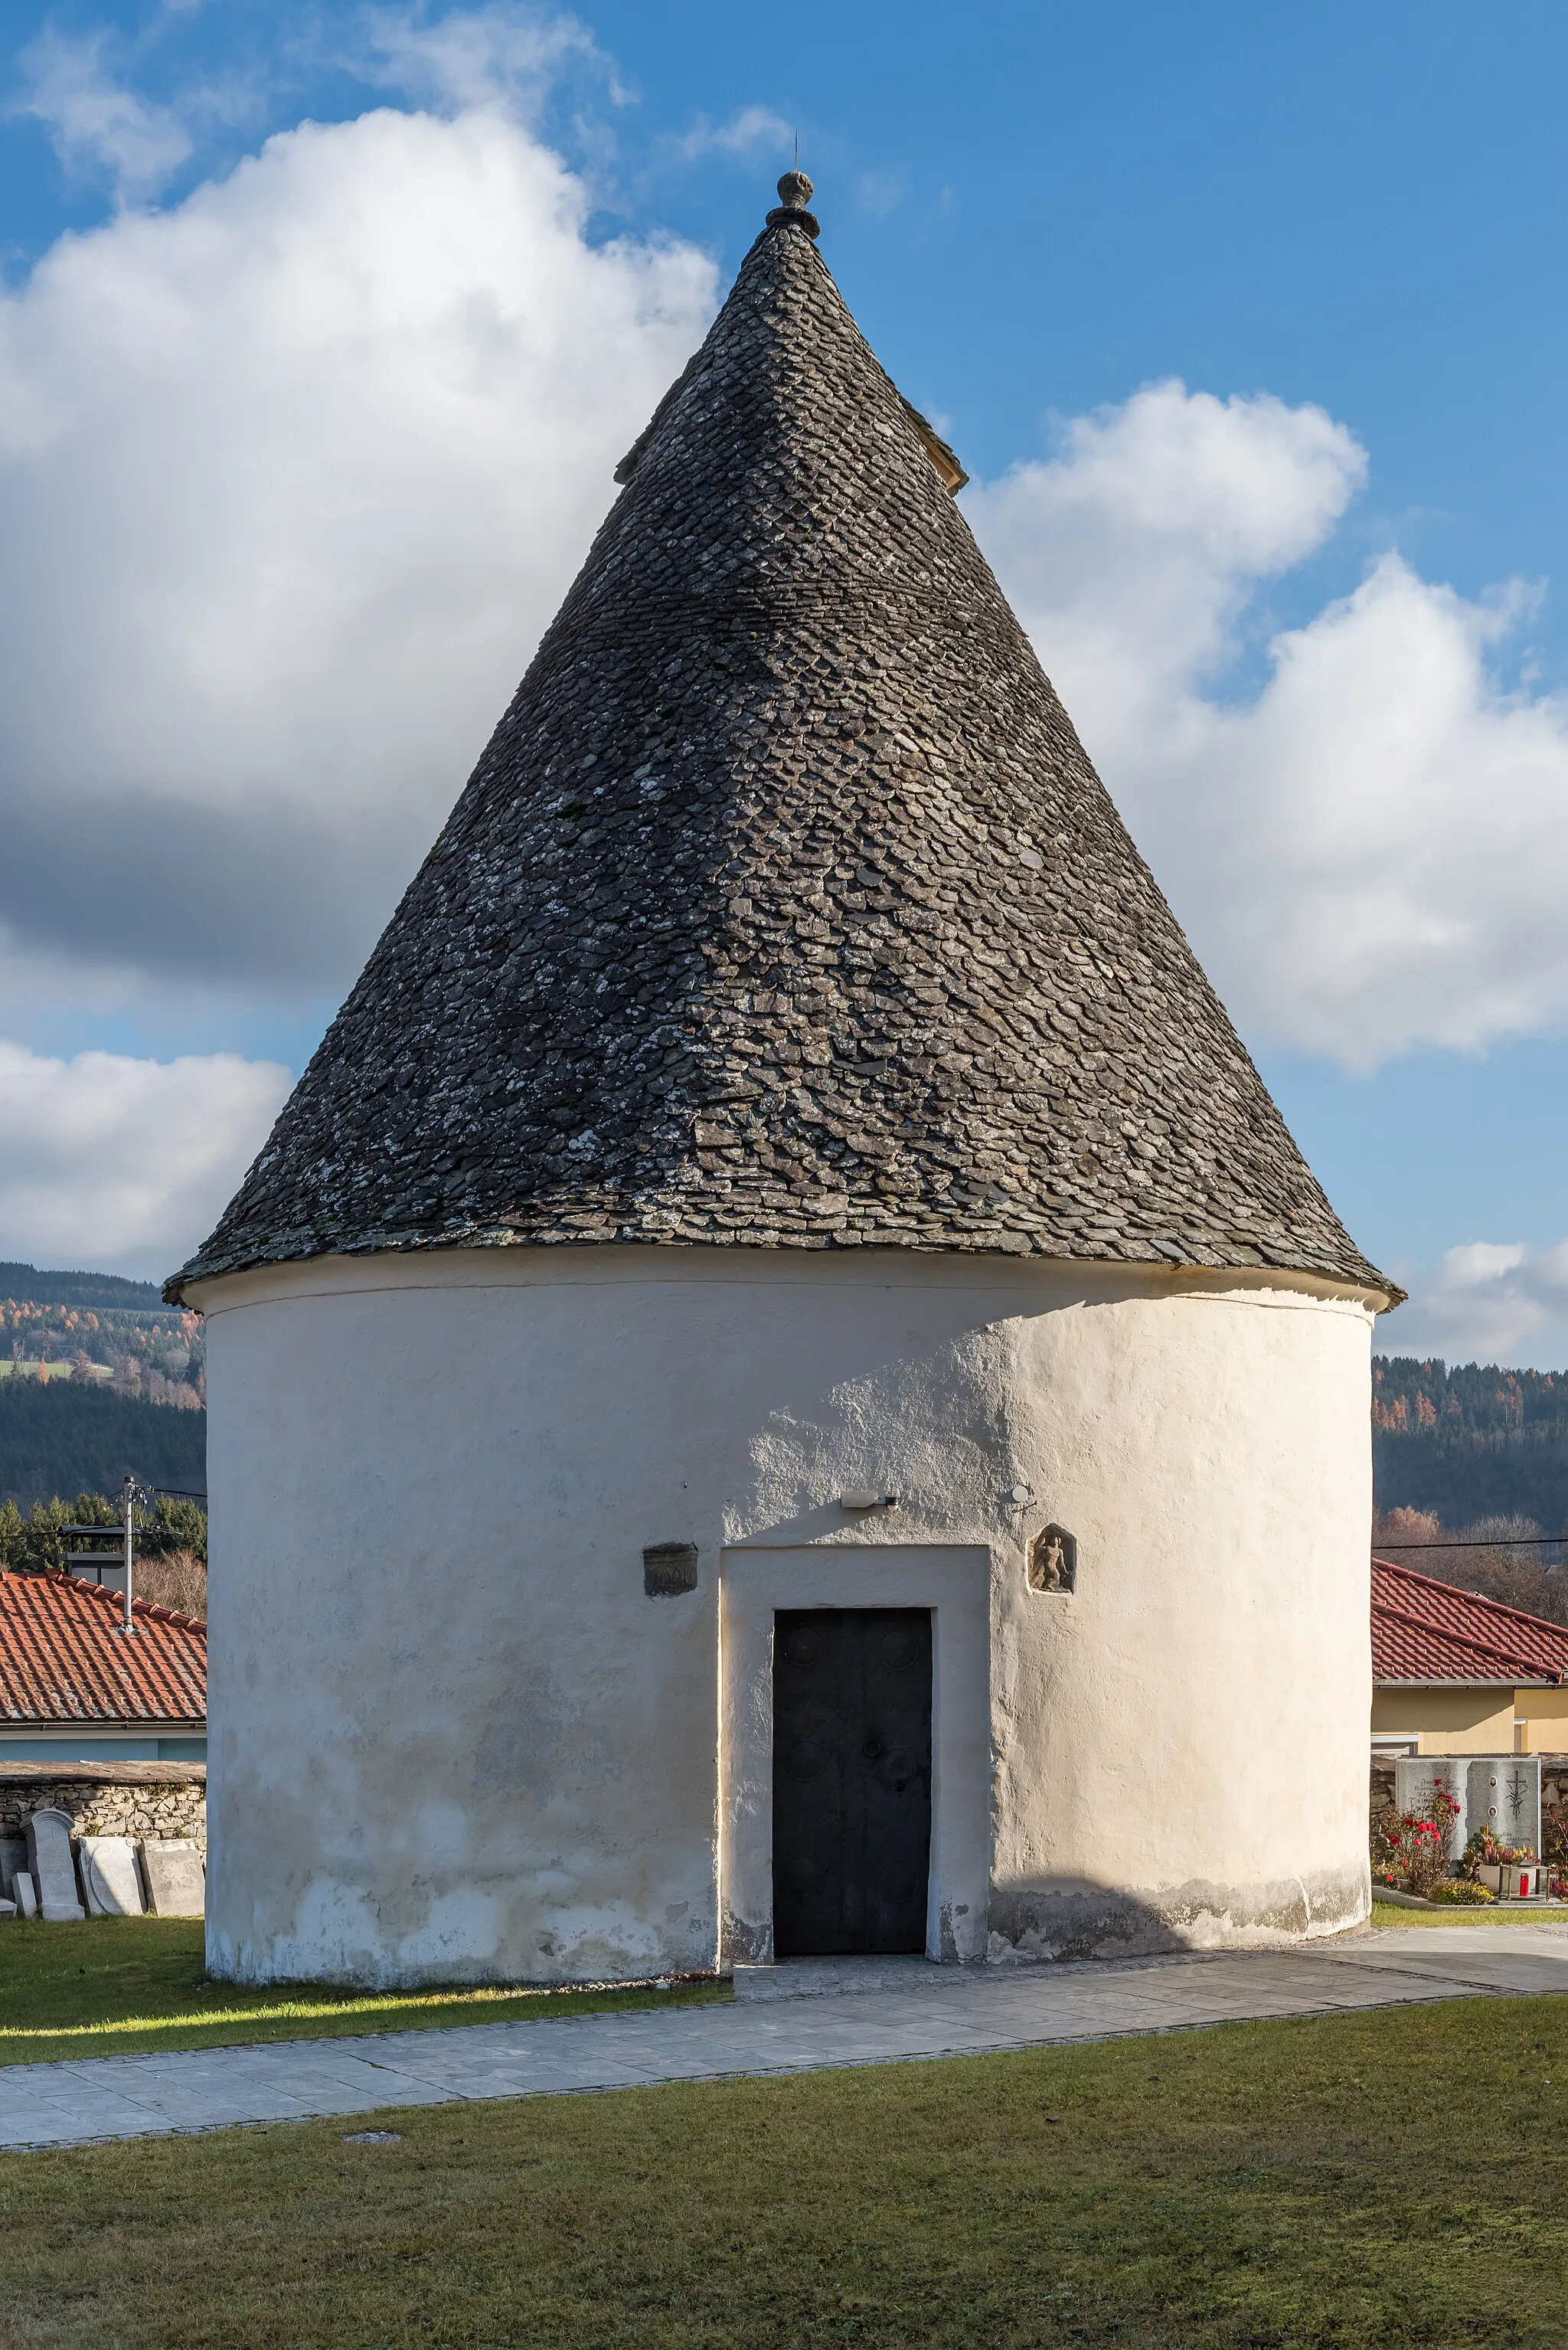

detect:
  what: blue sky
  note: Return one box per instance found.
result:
[2,0,1566,1357]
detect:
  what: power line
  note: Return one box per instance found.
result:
[1377,1535,1568,1550]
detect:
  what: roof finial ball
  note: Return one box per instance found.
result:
[767,169,820,238]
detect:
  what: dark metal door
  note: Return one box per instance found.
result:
[773,1608,933,1956]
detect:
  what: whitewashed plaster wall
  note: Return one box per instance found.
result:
[191,1245,1380,1986]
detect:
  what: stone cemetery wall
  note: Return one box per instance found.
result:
[0,1761,205,1855]
[1373,1753,1568,1850]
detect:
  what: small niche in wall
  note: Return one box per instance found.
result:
[643,1542,699,1597]
[1027,1525,1076,1593]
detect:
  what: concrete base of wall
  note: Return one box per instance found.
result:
[989,1865,1370,1962]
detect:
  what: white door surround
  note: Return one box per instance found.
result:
[718,1544,993,1965]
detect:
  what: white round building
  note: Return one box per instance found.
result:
[169,174,1399,1987]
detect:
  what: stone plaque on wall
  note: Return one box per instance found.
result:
[1466,1757,1542,1855]
[644,1542,699,1597]
[1393,1757,1467,1861]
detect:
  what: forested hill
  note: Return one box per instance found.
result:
[0,1316,1560,1526]
[1374,1357,1568,1531]
[0,1379,205,1511]
[0,1261,162,1309]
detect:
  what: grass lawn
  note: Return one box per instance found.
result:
[2,1995,1567,2347]
[2,1911,1559,2066]
[0,1917,727,2065]
[1369,1899,1568,1927]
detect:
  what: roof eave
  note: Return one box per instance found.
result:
[0,1715,207,1731]
[169,1224,1399,1309]
[1373,1675,1557,1690]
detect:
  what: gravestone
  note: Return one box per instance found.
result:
[1466,1757,1542,1855]
[139,1839,204,1917]
[80,1836,145,1917]
[1393,1756,1467,1861]
[24,1809,85,1922]
[0,1835,25,1901]
[14,1871,38,1918]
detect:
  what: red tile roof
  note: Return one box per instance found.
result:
[0,1570,205,1726]
[1372,1558,1568,1688]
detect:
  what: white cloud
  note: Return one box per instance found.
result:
[665,105,792,164]
[0,1042,289,1282]
[1387,1239,1568,1369]
[13,26,194,204]
[26,76,1562,1083]
[356,5,606,116]
[0,92,716,1005]
[12,54,1568,1268]
[968,381,1568,1068]
[1445,1242,1530,1284]
[855,168,909,218]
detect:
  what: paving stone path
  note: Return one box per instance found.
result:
[4,1927,1566,2152]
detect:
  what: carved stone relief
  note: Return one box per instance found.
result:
[643,1542,699,1597]
[1027,1525,1076,1593]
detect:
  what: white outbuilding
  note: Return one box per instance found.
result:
[170,174,1399,1987]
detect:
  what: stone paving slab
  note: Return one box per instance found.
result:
[4,1930,1567,2152]
[1328,1923,1568,1988]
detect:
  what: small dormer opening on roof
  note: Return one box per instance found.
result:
[900,399,969,495]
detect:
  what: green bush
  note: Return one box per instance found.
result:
[1370,1783,1462,1895]
[0,1490,206,1572]
[1429,1878,1496,1904]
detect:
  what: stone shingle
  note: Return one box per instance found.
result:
[168,181,1395,1303]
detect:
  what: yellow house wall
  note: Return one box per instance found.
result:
[1516,1688,1568,1751]
[1374,1684,1568,1754]
[1371,1688,1516,1754]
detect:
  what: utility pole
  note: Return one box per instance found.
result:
[113,1474,152,1635]
[122,1472,137,1634]
[64,1476,175,1627]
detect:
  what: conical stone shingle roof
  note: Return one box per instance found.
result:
[169,178,1393,1303]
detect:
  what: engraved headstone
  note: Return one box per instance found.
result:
[139,1839,204,1917]
[1393,1756,1467,1861]
[1466,1756,1542,1855]
[80,1836,145,1917]
[14,1871,38,1918]
[24,1809,85,1921]
[0,1835,25,1901]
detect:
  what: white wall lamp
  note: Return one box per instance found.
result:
[838,1491,900,1513]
